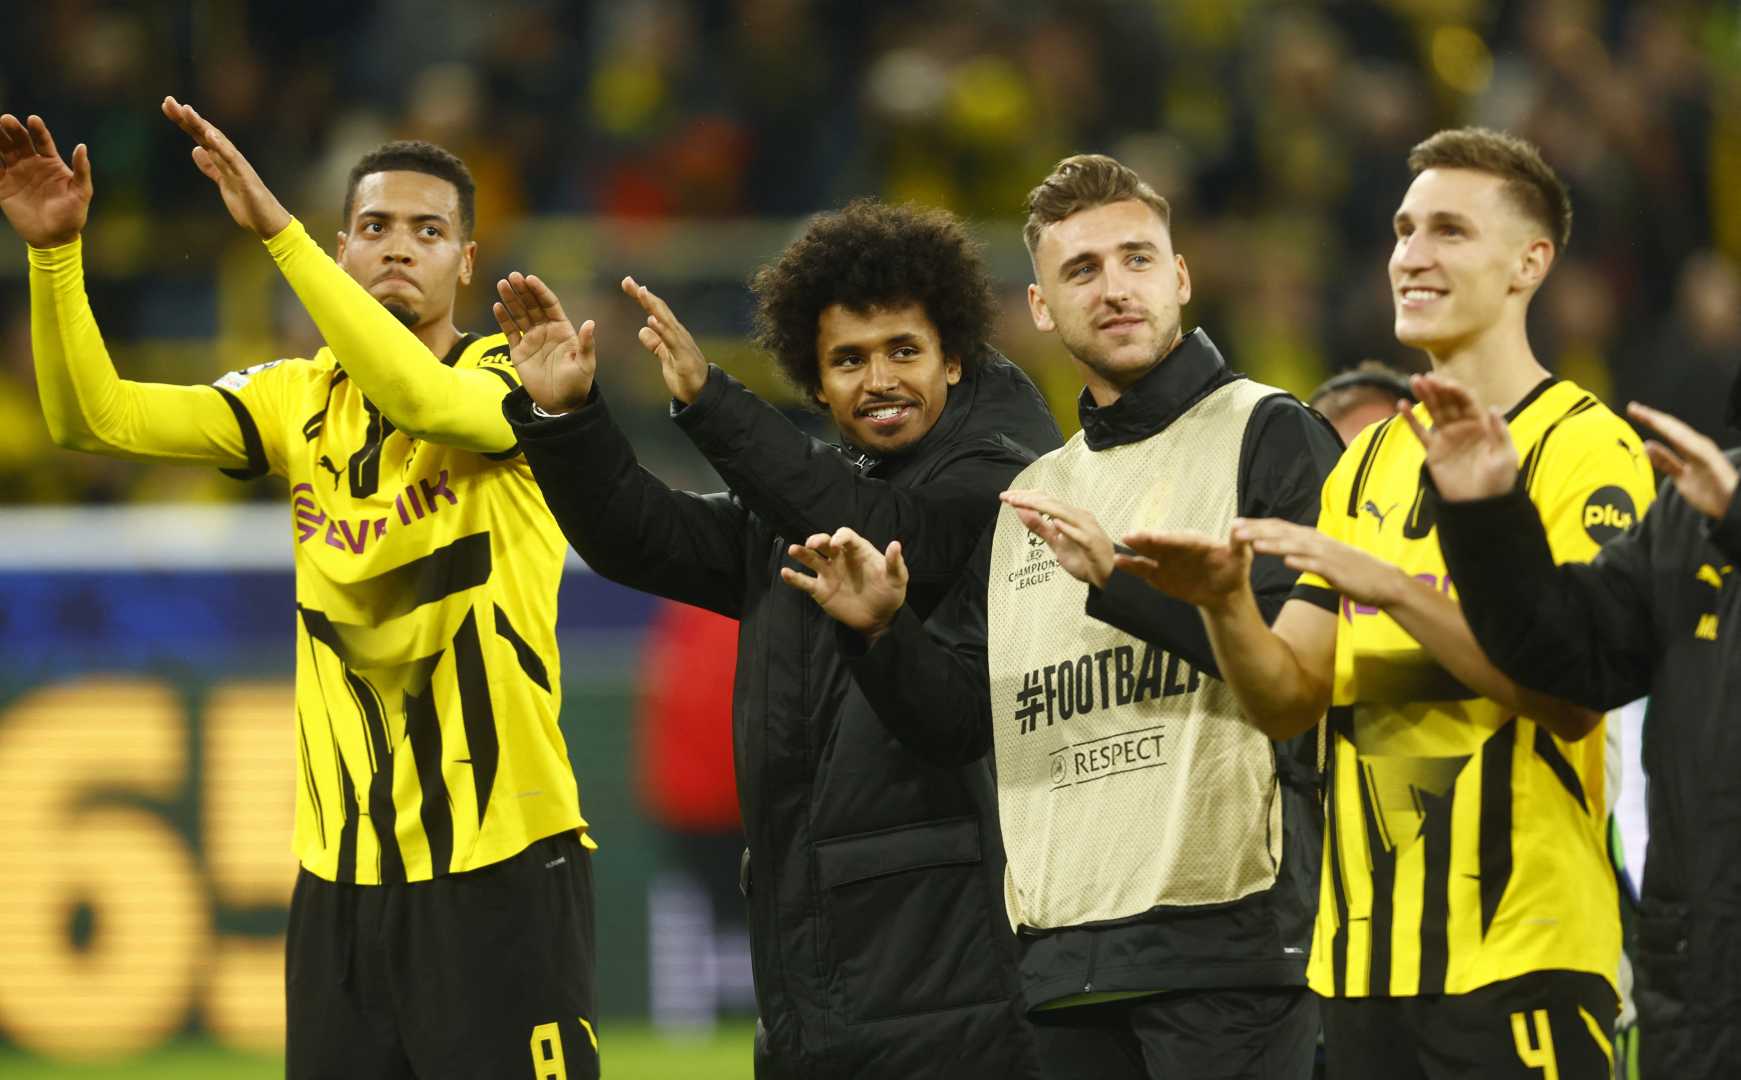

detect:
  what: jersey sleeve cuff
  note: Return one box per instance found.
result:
[503,382,602,430]
[26,235,83,271]
[670,364,729,424]
[262,217,311,260]
[1288,582,1339,614]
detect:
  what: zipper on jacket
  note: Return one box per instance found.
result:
[1082,933,1099,993]
[743,848,777,1029]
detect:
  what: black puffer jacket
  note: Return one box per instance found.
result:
[505,353,1062,1079]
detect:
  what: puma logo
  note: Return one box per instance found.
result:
[1362,500,1397,529]
[1696,563,1733,590]
[316,455,342,490]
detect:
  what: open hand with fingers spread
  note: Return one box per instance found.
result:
[493,272,596,414]
[621,276,709,404]
[0,113,92,248]
[779,527,909,640]
[1629,401,1739,520]
[1234,518,1406,608]
[1116,528,1252,611]
[160,96,290,238]
[1398,373,1518,502]
[1000,489,1114,587]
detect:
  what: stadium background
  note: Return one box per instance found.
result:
[0,1,1736,1076]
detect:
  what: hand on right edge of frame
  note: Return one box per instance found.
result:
[1630,401,1739,521]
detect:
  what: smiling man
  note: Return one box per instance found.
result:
[1,104,595,1079]
[1106,129,1657,1079]
[780,155,1342,1079]
[809,305,957,448]
[495,200,1059,1079]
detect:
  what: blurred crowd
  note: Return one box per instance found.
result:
[1,0,1738,504]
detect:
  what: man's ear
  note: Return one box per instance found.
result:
[335,230,347,261]
[1513,237,1554,294]
[1175,253,1192,306]
[945,355,962,386]
[1028,282,1054,332]
[459,239,478,286]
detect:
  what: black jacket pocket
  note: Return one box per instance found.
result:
[815,817,1008,1024]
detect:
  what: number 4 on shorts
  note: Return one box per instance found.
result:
[1510,1009,1558,1079]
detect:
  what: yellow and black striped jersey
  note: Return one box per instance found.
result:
[218,332,586,884]
[1295,378,1655,998]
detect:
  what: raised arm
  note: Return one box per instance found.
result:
[1437,481,1661,711]
[1412,375,1736,709]
[160,98,516,453]
[781,526,994,765]
[1,113,257,467]
[623,279,1054,582]
[1235,516,1604,741]
[1115,530,1335,740]
[494,272,751,616]
[1006,396,1342,675]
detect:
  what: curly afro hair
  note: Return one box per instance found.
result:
[751,199,995,401]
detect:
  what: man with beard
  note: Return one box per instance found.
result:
[783,154,1340,1079]
[493,200,1059,1078]
[2,103,597,1078]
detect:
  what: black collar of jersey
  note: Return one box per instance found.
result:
[1503,375,1557,422]
[1077,327,1241,451]
[440,332,479,366]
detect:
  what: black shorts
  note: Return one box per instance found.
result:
[286,831,598,1080]
[1322,970,1616,1080]
[1027,987,1318,1080]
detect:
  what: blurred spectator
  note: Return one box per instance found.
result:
[1,0,1735,504]
[1620,250,1741,445]
[1308,359,1416,446]
[1537,257,1621,404]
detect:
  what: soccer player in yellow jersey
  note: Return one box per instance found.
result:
[0,102,598,1079]
[1109,129,1657,1078]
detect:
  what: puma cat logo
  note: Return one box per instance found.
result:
[316,455,342,490]
[1696,563,1733,590]
[1362,500,1397,529]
